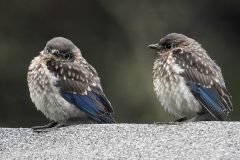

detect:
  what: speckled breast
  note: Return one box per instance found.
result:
[27,56,85,121]
[152,54,202,118]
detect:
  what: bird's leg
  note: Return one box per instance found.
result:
[32,118,87,133]
[154,122,183,125]
[32,121,63,133]
[32,122,67,133]
[32,121,58,130]
[154,121,181,125]
[175,117,187,122]
[154,117,187,125]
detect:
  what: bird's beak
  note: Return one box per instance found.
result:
[40,50,44,54]
[148,43,161,50]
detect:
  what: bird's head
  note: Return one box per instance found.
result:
[148,33,193,54]
[40,37,81,62]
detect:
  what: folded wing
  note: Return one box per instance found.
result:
[172,49,232,120]
[47,60,114,123]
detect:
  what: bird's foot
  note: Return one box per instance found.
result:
[175,117,187,122]
[153,117,188,125]
[32,121,65,133]
[153,121,183,125]
[31,121,58,130]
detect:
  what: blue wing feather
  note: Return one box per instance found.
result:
[62,91,114,123]
[172,49,232,119]
[187,82,228,120]
[46,61,114,123]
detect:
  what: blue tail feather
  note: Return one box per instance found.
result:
[187,82,228,120]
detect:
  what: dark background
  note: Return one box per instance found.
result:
[0,0,239,127]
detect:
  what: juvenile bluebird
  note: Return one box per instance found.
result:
[148,33,233,121]
[28,37,114,132]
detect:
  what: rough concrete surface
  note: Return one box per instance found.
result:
[0,122,240,160]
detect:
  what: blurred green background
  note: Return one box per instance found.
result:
[0,0,239,127]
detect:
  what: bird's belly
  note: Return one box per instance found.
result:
[153,72,202,118]
[30,87,85,122]
[28,64,85,122]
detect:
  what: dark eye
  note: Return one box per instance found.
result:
[165,43,172,49]
[53,50,59,55]
[64,53,72,60]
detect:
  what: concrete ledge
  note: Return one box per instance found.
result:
[0,122,240,159]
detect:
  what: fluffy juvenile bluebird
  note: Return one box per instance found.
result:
[148,33,233,121]
[28,37,114,131]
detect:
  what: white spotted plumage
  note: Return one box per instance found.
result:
[150,33,232,121]
[27,54,87,122]
[27,37,114,126]
[152,53,202,118]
